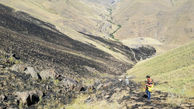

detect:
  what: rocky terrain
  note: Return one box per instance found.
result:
[1,52,193,109]
[0,0,193,108]
[74,77,194,109]
[0,4,158,108]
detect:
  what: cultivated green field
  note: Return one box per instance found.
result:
[127,41,194,97]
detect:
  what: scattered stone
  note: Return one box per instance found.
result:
[39,69,56,80]
[126,75,135,79]
[125,78,129,85]
[60,77,78,90]
[114,88,121,93]
[80,87,87,92]
[103,83,112,90]
[96,84,103,90]
[6,107,18,109]
[12,54,20,60]
[105,95,111,99]
[0,94,6,101]
[87,85,95,93]
[84,96,93,103]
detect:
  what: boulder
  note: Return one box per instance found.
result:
[0,94,6,101]
[39,69,56,80]
[10,64,27,72]
[24,67,38,79]
[11,65,38,79]
[60,78,78,90]
[15,90,43,106]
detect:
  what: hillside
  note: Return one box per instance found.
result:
[0,0,116,37]
[0,3,157,77]
[0,3,157,108]
[112,0,194,52]
[0,0,194,108]
[127,41,194,99]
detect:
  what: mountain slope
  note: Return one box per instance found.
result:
[0,0,114,37]
[0,3,156,80]
[112,0,194,52]
[127,41,194,97]
[0,3,157,108]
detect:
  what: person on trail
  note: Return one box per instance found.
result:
[145,75,153,100]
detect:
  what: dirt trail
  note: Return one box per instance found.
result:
[83,77,194,109]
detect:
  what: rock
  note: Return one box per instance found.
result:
[11,65,39,79]
[103,82,112,89]
[59,77,78,91]
[15,90,43,106]
[24,67,38,79]
[12,54,20,60]
[114,88,121,93]
[84,96,93,103]
[6,107,18,109]
[10,64,27,72]
[132,45,156,61]
[105,94,111,99]
[0,94,6,101]
[96,84,103,90]
[126,75,135,79]
[39,69,56,80]
[87,85,95,93]
[125,78,129,85]
[80,87,87,92]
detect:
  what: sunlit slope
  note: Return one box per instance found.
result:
[0,0,110,36]
[113,0,194,50]
[127,41,194,97]
[0,0,131,64]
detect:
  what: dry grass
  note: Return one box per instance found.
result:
[65,94,120,109]
[0,0,108,36]
[113,0,194,52]
[127,41,194,97]
[0,0,134,64]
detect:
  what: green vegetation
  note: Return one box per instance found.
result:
[107,20,113,24]
[107,8,112,16]
[127,41,194,97]
[110,24,122,38]
[0,51,21,67]
[106,8,122,39]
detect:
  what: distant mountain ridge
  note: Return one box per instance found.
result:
[112,0,194,52]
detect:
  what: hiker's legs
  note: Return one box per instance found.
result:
[146,90,151,100]
[148,90,151,100]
